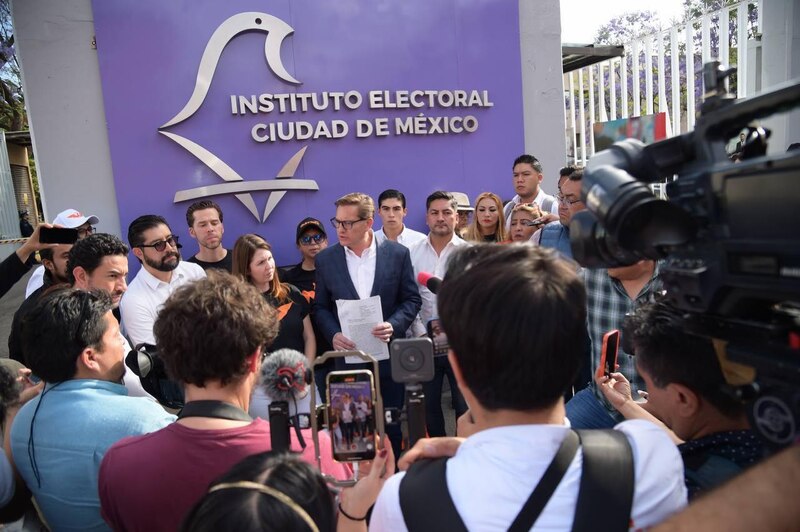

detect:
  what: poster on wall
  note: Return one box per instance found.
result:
[92,1,525,263]
[592,113,671,153]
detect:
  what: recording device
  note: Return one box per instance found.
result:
[391,338,435,448]
[259,348,313,453]
[597,329,620,378]
[125,343,184,409]
[570,61,800,447]
[327,370,377,462]
[309,350,386,486]
[427,318,449,356]
[39,227,78,244]
[417,271,443,294]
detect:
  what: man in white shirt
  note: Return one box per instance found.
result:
[408,191,470,436]
[120,214,205,347]
[370,245,687,531]
[503,154,558,230]
[374,189,426,247]
[313,192,421,457]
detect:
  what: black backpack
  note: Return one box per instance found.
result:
[399,429,634,532]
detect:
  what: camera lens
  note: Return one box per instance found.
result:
[400,347,424,372]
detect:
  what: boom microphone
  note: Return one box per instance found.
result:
[417,271,443,294]
[260,348,311,402]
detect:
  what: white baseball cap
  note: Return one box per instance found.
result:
[52,208,100,228]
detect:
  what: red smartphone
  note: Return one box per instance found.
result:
[596,329,620,379]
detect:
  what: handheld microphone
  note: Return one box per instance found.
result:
[417,271,443,294]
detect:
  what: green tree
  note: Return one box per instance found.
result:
[0,0,25,131]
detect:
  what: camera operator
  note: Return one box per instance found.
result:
[596,302,764,499]
[370,245,686,530]
[98,271,350,532]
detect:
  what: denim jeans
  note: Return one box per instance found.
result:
[423,356,468,437]
[565,387,619,429]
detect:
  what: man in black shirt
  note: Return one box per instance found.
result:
[185,200,232,272]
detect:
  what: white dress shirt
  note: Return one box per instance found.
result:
[374,226,427,248]
[504,188,559,230]
[119,260,206,346]
[370,420,687,531]
[409,234,470,326]
[344,232,378,300]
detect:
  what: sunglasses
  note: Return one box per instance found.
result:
[139,235,180,252]
[299,234,326,246]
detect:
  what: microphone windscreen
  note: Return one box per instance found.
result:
[417,271,433,286]
[418,271,443,294]
[260,348,307,402]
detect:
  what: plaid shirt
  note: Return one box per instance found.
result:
[583,265,662,416]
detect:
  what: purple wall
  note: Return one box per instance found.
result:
[92,0,524,266]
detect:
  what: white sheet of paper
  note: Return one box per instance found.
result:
[336,295,390,364]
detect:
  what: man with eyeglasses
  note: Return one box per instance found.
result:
[278,217,334,397]
[534,167,585,260]
[120,214,205,347]
[24,208,99,298]
[314,192,421,457]
[503,154,559,231]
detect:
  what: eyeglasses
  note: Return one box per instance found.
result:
[299,234,326,246]
[77,226,95,238]
[330,217,366,230]
[138,235,179,252]
[556,194,582,206]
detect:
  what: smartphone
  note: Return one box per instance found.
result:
[326,370,377,462]
[426,318,449,357]
[39,227,79,244]
[597,329,620,378]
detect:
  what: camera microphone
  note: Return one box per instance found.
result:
[417,271,443,294]
[260,348,311,402]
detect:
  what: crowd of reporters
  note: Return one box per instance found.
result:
[0,152,780,530]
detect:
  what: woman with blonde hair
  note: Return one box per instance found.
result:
[508,203,544,243]
[464,192,507,243]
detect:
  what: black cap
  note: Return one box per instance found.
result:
[295,217,326,243]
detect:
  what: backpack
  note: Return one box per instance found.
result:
[399,429,634,532]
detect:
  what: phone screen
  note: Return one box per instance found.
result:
[327,370,376,462]
[39,227,79,244]
[426,319,449,357]
[598,329,620,378]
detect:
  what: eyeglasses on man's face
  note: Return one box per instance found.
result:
[299,233,326,246]
[139,235,179,252]
[556,194,582,206]
[330,217,367,230]
[77,225,95,238]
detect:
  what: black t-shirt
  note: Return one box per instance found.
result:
[279,263,316,293]
[277,263,333,357]
[263,284,310,354]
[186,250,233,273]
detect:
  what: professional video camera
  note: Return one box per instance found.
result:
[126,343,184,409]
[570,61,800,448]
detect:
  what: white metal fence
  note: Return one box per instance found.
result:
[565,1,760,166]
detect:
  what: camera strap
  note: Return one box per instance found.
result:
[177,400,253,422]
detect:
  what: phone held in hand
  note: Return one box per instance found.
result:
[39,227,79,244]
[597,329,620,379]
[326,370,377,462]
